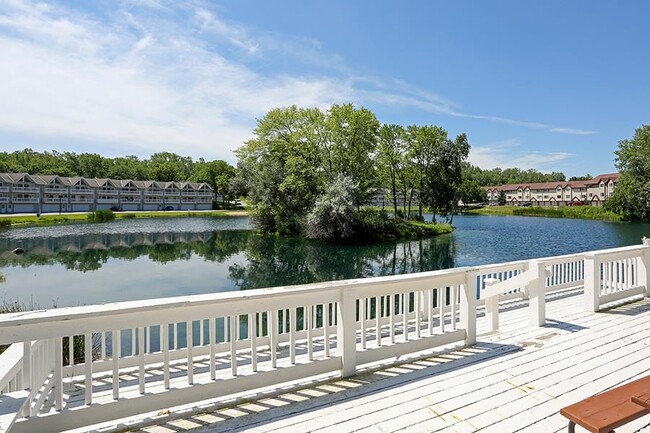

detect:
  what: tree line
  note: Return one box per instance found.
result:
[0,149,237,204]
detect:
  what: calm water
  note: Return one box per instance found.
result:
[1,215,649,307]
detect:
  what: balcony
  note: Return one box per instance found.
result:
[42,187,68,194]
[164,197,180,203]
[144,190,163,196]
[11,197,39,203]
[0,186,9,193]
[2,244,650,432]
[70,188,94,194]
[0,197,8,203]
[42,198,67,204]
[97,190,118,195]
[181,191,197,196]
[96,198,119,204]
[12,186,40,193]
[70,198,94,203]
[144,198,163,203]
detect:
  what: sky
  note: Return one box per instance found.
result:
[0,0,649,177]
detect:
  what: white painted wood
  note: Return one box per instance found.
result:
[461,273,477,345]
[209,317,216,380]
[84,333,92,405]
[230,316,237,376]
[528,260,546,327]
[289,308,296,365]
[338,288,357,378]
[111,330,120,400]
[53,337,62,411]
[186,321,193,385]
[162,323,169,389]
[138,327,145,394]
[583,253,600,312]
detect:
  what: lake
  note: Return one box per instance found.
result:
[0,215,649,307]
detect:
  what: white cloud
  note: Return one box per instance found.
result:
[469,141,573,171]
[549,127,597,135]
[0,0,596,164]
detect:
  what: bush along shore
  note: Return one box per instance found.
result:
[465,205,622,221]
[0,209,248,228]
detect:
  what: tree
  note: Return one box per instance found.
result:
[193,160,236,205]
[377,124,406,215]
[235,106,324,234]
[458,179,486,205]
[569,174,593,181]
[498,190,507,205]
[606,125,650,221]
[147,152,193,181]
[325,104,380,207]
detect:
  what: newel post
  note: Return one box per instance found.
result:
[484,278,500,333]
[528,260,546,327]
[461,272,477,345]
[583,253,600,312]
[641,237,650,297]
[337,288,357,378]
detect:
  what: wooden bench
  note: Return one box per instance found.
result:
[560,375,650,432]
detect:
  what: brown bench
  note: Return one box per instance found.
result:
[560,375,650,432]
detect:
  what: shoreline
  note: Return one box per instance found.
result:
[0,209,249,228]
[463,205,622,221]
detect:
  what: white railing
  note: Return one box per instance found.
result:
[70,198,94,204]
[0,242,649,433]
[96,199,119,204]
[0,186,9,192]
[0,197,8,203]
[10,198,39,203]
[11,187,40,193]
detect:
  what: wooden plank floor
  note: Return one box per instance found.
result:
[91,290,650,433]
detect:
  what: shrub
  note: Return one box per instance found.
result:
[0,220,10,228]
[306,175,357,240]
[88,210,115,222]
[122,213,136,219]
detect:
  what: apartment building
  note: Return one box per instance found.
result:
[484,173,620,207]
[0,173,214,213]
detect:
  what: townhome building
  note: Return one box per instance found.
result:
[0,173,214,213]
[484,173,619,207]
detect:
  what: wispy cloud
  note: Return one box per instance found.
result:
[0,0,595,163]
[549,127,597,135]
[469,140,573,171]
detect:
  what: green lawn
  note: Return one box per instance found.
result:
[0,209,249,228]
[465,205,622,221]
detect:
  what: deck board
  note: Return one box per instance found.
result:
[67,289,650,433]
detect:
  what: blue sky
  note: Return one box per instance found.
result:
[0,0,648,177]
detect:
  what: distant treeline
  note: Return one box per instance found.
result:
[462,164,591,186]
[0,149,237,202]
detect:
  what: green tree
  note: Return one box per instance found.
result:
[606,125,650,221]
[325,104,380,207]
[147,152,193,181]
[377,124,406,215]
[193,160,236,205]
[235,106,324,234]
[458,179,486,205]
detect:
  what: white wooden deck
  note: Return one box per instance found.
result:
[82,288,650,433]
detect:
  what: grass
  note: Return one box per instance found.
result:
[465,205,622,221]
[0,209,250,228]
[408,221,454,234]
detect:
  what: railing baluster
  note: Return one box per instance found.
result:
[428,289,433,335]
[68,335,74,366]
[187,321,193,385]
[112,330,120,400]
[415,290,421,338]
[138,327,145,394]
[323,303,330,357]
[54,337,63,411]
[209,317,216,380]
[439,286,445,333]
[402,293,408,341]
[230,315,237,376]
[131,328,136,356]
[375,297,382,347]
[451,285,457,330]
[289,308,296,364]
[101,331,106,359]
[84,333,93,405]
[389,294,395,344]
[306,306,313,361]
[270,310,278,368]
[174,322,178,350]
[200,319,205,346]
[249,313,258,372]
[146,326,150,354]
[360,298,366,349]
[162,324,170,389]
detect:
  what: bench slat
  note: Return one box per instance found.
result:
[560,375,650,433]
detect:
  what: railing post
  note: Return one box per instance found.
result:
[461,271,477,345]
[337,288,357,378]
[641,237,650,297]
[584,253,600,312]
[484,278,499,333]
[529,260,546,327]
[21,341,32,417]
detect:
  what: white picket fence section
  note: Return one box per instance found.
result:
[0,241,649,433]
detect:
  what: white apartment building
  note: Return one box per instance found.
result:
[484,173,619,207]
[0,173,214,214]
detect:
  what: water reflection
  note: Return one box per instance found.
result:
[0,228,455,306]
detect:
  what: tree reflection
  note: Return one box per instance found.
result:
[0,230,455,288]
